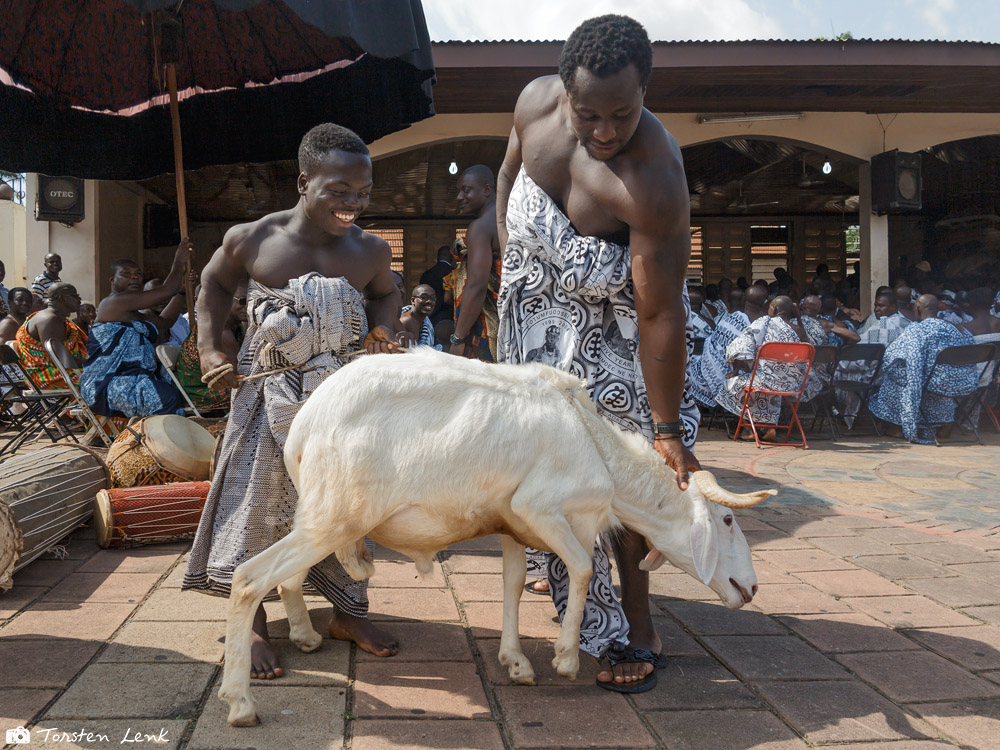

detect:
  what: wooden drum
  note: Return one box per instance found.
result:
[106,415,216,488]
[95,481,211,548]
[0,444,110,590]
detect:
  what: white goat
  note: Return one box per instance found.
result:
[220,349,773,726]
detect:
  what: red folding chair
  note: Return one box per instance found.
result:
[733,341,815,449]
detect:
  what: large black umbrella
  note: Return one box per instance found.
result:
[0,0,435,180]
[0,0,435,307]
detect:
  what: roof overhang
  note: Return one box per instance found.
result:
[431,40,1000,114]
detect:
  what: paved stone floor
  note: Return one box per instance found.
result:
[2,426,1000,749]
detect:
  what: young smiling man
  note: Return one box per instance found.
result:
[495,15,701,692]
[184,124,402,680]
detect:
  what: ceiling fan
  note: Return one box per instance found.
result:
[796,156,826,188]
[727,182,779,212]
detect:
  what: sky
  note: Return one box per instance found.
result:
[422,0,1000,44]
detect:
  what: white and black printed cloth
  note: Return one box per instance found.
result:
[184,273,373,616]
[498,167,699,657]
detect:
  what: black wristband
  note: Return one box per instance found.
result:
[652,420,687,437]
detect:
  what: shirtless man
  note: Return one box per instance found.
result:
[451,165,501,359]
[184,124,400,681]
[0,288,34,344]
[496,15,699,692]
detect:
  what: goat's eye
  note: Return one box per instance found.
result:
[723,515,734,527]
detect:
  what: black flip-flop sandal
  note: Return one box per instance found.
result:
[596,642,659,694]
[523,579,550,596]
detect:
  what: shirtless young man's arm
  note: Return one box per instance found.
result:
[362,235,403,354]
[450,217,492,355]
[496,127,522,250]
[626,132,701,490]
[198,226,251,390]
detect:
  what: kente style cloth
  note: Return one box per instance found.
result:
[715,315,825,424]
[498,167,699,658]
[15,314,88,389]
[869,318,978,444]
[174,328,232,411]
[400,305,440,349]
[446,236,502,360]
[689,310,750,409]
[79,320,185,419]
[834,312,910,428]
[817,314,856,348]
[184,273,372,615]
[689,309,715,341]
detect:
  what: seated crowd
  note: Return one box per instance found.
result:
[687,263,1000,444]
[0,241,250,434]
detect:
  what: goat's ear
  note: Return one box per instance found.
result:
[689,502,719,585]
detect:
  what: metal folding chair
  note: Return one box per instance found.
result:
[156,344,203,417]
[43,339,119,447]
[920,343,997,446]
[809,343,886,439]
[0,343,78,455]
[733,341,815,449]
[804,345,838,439]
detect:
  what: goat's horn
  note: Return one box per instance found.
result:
[692,471,776,508]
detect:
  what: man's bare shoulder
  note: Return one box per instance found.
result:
[514,76,562,126]
[221,211,293,257]
[358,227,392,258]
[467,204,498,240]
[628,111,683,179]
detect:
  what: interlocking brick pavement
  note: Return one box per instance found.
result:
[2,430,1000,748]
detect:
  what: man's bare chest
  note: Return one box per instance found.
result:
[520,137,628,241]
[249,238,371,291]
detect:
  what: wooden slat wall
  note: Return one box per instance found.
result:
[701,222,751,283]
[800,220,847,280]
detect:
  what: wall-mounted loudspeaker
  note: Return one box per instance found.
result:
[143,204,182,249]
[36,176,85,223]
[871,150,922,215]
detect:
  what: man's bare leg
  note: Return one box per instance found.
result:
[596,530,661,686]
[250,602,283,679]
[328,609,399,657]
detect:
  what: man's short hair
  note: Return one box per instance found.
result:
[298,123,369,174]
[110,258,140,276]
[558,15,652,93]
[461,165,495,189]
[7,286,29,303]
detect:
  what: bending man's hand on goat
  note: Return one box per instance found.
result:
[364,325,404,354]
[653,436,702,491]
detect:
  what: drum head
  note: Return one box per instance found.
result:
[94,490,114,548]
[143,415,216,482]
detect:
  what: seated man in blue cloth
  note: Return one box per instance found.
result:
[80,243,191,421]
[869,293,977,443]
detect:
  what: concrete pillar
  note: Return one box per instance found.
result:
[858,162,889,314]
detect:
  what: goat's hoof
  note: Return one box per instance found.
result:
[224,695,259,727]
[290,628,323,653]
[552,655,579,680]
[499,650,536,685]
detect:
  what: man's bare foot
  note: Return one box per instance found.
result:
[524,578,550,594]
[328,609,399,657]
[250,602,283,679]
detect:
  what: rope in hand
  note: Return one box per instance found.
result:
[200,349,370,390]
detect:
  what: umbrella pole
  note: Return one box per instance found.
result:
[166,63,195,321]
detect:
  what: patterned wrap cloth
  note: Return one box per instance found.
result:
[15,313,88,389]
[869,317,978,444]
[834,311,911,428]
[498,167,699,658]
[444,237,502,361]
[715,315,826,424]
[79,319,185,419]
[183,273,373,615]
[174,327,233,411]
[689,310,750,409]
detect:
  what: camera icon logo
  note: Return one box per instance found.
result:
[6,726,31,743]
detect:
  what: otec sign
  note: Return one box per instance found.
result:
[36,176,85,222]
